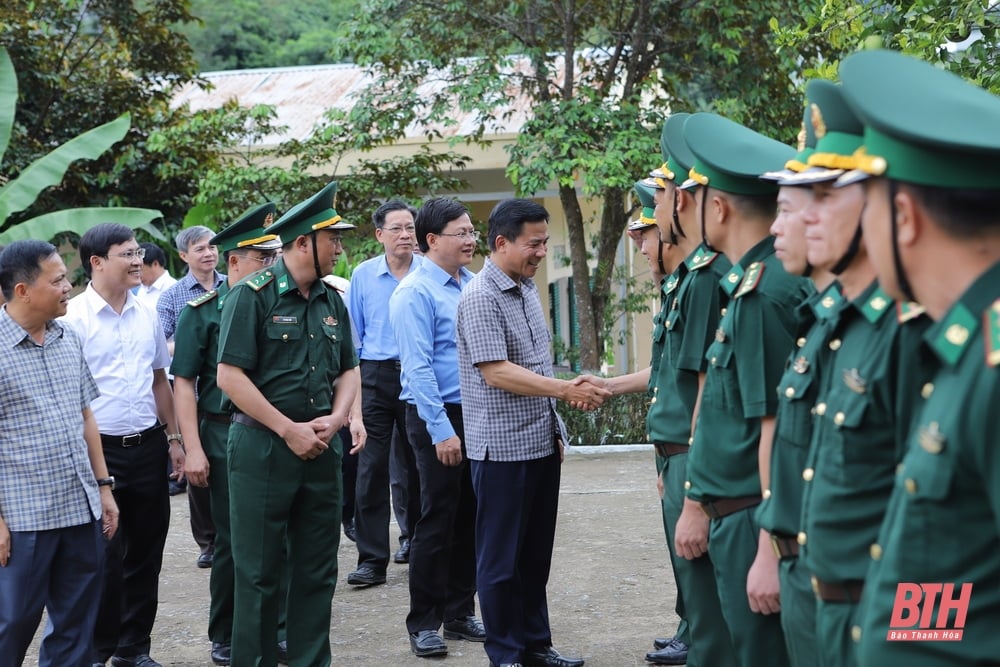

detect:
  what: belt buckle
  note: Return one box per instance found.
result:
[121,432,142,448]
[769,534,783,560]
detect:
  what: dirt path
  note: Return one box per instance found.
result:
[31,450,679,666]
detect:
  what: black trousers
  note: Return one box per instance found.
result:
[354,361,419,571]
[93,431,170,661]
[404,402,477,633]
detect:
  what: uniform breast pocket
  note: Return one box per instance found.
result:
[895,443,959,577]
[264,323,302,365]
[706,342,738,408]
[652,318,666,344]
[831,390,897,470]
[776,371,815,449]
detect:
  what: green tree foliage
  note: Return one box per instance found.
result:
[0,0,202,236]
[180,0,362,71]
[775,1,1000,91]
[344,0,812,369]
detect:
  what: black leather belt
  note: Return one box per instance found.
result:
[200,412,230,425]
[653,441,689,458]
[700,495,762,520]
[362,359,401,370]
[770,532,800,559]
[232,412,269,432]
[812,576,864,604]
[100,422,166,448]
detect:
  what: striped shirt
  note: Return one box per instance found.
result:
[457,258,566,462]
[157,269,225,340]
[0,308,101,531]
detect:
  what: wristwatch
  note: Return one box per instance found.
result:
[97,476,116,490]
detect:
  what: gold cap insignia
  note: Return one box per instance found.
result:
[796,121,807,152]
[918,421,945,455]
[810,103,827,139]
[263,212,275,228]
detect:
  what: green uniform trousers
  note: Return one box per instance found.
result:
[778,557,818,667]
[656,454,690,649]
[661,453,737,667]
[816,599,858,667]
[708,506,789,667]
[202,418,234,644]
[228,422,342,667]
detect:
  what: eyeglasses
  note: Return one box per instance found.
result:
[107,248,146,261]
[237,253,277,267]
[380,225,416,235]
[437,230,481,241]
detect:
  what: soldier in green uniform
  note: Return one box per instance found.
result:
[679,112,810,667]
[830,50,1000,667]
[645,112,738,667]
[592,177,690,664]
[777,80,932,667]
[171,203,282,666]
[216,182,361,667]
[755,83,840,667]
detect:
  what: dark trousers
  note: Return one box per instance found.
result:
[404,402,477,633]
[471,453,560,665]
[0,521,105,667]
[354,361,419,571]
[201,418,234,644]
[341,425,358,522]
[389,425,416,540]
[188,477,215,556]
[94,433,171,662]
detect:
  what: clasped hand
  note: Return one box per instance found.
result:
[566,374,612,411]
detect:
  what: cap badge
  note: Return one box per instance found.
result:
[810,103,827,139]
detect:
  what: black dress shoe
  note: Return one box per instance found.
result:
[645,638,688,665]
[342,518,357,542]
[525,646,584,667]
[393,538,410,563]
[347,565,386,586]
[490,663,525,667]
[653,638,670,650]
[197,551,214,568]
[443,615,486,641]
[277,640,288,664]
[409,630,448,657]
[210,642,231,666]
[110,656,163,667]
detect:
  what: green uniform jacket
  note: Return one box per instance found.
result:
[757,282,844,538]
[858,261,1000,665]
[170,282,230,414]
[217,258,358,421]
[687,236,812,502]
[648,245,731,445]
[800,283,931,583]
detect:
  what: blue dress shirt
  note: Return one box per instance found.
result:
[349,253,423,360]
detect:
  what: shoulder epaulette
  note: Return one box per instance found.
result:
[187,290,218,308]
[931,301,977,366]
[897,301,926,323]
[686,247,720,271]
[246,270,276,292]
[734,262,764,299]
[860,287,893,324]
[983,299,1000,367]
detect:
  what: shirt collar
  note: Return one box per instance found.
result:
[0,306,64,348]
[180,269,225,290]
[82,282,138,316]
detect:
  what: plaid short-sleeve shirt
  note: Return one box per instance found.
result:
[457,259,565,462]
[0,308,101,531]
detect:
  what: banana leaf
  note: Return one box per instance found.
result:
[0,207,164,245]
[0,48,15,160]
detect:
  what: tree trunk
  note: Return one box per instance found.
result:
[559,182,601,370]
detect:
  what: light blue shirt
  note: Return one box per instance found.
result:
[349,253,423,360]
[389,258,473,444]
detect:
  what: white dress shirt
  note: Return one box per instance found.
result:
[61,284,171,435]
[135,270,177,311]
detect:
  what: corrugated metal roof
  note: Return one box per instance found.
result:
[170,60,535,146]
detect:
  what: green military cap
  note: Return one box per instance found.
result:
[660,112,696,188]
[680,113,795,195]
[777,80,865,186]
[760,97,818,182]
[210,202,283,253]
[628,180,657,231]
[268,182,356,241]
[837,49,1000,189]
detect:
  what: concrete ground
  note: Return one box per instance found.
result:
[30,449,680,666]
